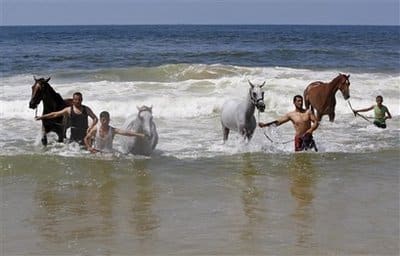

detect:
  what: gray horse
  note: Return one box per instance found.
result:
[123,105,158,156]
[220,80,266,142]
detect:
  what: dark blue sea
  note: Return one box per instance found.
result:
[1,25,399,77]
[0,25,399,255]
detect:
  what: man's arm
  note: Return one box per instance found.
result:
[35,107,69,120]
[259,114,290,128]
[114,128,145,137]
[306,111,319,134]
[84,126,98,153]
[85,107,98,132]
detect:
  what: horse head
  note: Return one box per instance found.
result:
[248,80,266,112]
[337,73,350,100]
[29,76,50,109]
[136,105,154,137]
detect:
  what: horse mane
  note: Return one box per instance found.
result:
[38,78,66,107]
[330,73,346,85]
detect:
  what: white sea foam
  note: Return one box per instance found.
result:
[1,65,399,158]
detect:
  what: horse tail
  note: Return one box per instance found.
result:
[303,87,310,110]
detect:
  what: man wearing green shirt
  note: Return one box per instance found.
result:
[353,95,392,129]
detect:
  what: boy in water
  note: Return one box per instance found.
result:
[353,95,392,129]
[259,95,319,152]
[84,111,145,153]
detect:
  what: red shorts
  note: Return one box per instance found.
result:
[294,135,304,152]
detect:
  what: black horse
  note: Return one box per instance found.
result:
[29,77,72,146]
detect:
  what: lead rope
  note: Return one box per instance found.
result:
[347,100,372,123]
[258,109,275,143]
[259,109,293,144]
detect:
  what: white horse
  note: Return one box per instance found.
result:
[220,80,266,142]
[123,105,158,156]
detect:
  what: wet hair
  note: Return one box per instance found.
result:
[100,111,110,119]
[376,95,383,101]
[293,95,303,103]
[73,92,82,98]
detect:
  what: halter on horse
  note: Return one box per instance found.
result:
[123,105,158,156]
[29,77,71,146]
[303,73,350,122]
[220,80,266,142]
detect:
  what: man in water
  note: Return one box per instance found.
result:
[84,111,145,153]
[353,95,392,129]
[259,95,319,152]
[35,92,98,145]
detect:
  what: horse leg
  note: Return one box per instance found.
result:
[223,127,230,142]
[246,131,253,143]
[40,126,48,146]
[329,112,335,122]
[57,130,64,143]
[41,133,48,146]
[241,128,252,143]
[317,112,322,122]
[41,136,48,146]
[63,116,70,139]
[241,131,246,142]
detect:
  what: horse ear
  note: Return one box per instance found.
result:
[260,81,266,88]
[45,77,51,83]
[33,76,37,81]
[248,80,254,88]
[347,74,350,78]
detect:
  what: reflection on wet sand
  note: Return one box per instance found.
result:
[239,153,266,243]
[32,159,116,252]
[129,160,160,241]
[288,154,318,248]
[30,158,161,253]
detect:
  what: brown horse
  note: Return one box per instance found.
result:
[29,77,72,146]
[303,73,350,122]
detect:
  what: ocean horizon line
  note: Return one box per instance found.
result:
[1,23,399,27]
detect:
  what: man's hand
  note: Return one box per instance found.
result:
[259,121,277,128]
[302,132,313,149]
[88,147,99,153]
[258,122,267,128]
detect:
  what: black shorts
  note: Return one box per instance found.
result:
[373,121,386,129]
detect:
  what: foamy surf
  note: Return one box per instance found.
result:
[1,64,399,158]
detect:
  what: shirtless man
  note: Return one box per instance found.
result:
[84,111,145,153]
[259,95,319,152]
[35,92,98,145]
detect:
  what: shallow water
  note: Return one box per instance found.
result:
[1,151,399,255]
[1,25,399,255]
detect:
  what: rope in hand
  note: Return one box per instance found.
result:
[258,110,293,145]
[347,100,372,123]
